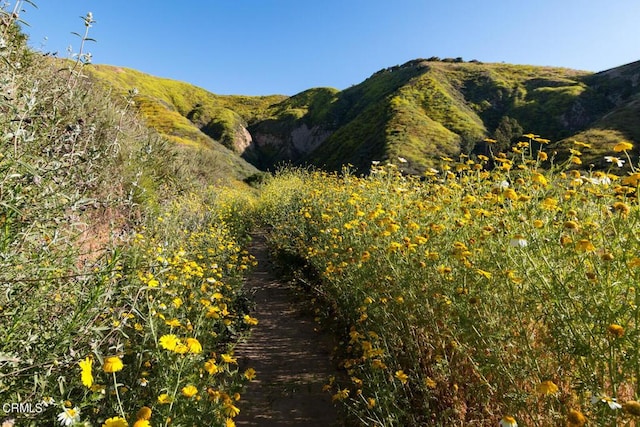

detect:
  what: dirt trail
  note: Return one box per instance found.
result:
[234,232,344,427]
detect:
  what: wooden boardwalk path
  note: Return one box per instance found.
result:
[234,233,344,427]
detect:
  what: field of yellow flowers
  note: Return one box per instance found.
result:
[4,3,640,425]
[258,139,640,426]
[2,185,259,427]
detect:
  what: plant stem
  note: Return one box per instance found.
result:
[113,371,126,419]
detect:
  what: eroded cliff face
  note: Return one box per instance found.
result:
[233,125,253,153]
[243,123,333,169]
[290,124,333,154]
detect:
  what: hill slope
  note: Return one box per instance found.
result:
[247,59,640,172]
[90,59,640,174]
[86,65,286,179]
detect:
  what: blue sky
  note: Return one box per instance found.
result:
[16,0,640,96]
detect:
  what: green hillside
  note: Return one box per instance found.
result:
[88,58,640,174]
[86,65,287,179]
[246,60,622,173]
[245,59,640,173]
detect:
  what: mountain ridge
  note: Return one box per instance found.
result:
[87,58,640,174]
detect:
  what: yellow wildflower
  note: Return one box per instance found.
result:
[612,201,630,216]
[536,380,559,396]
[623,400,640,416]
[576,239,595,252]
[541,197,558,211]
[613,141,633,152]
[608,323,625,338]
[165,318,181,327]
[367,397,376,408]
[244,367,257,380]
[174,343,189,354]
[476,269,492,280]
[102,356,123,373]
[395,370,409,384]
[204,359,220,374]
[102,417,128,427]
[136,406,152,421]
[531,172,548,185]
[185,337,202,354]
[223,403,240,417]
[157,393,173,404]
[221,353,237,364]
[425,377,437,389]
[332,388,350,401]
[181,385,198,398]
[567,409,586,426]
[621,173,640,186]
[503,188,518,200]
[78,357,93,388]
[563,220,579,230]
[243,314,259,325]
[159,334,180,351]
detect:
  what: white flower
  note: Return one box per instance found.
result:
[371,160,380,165]
[605,156,625,167]
[397,156,408,163]
[496,180,510,190]
[509,235,528,248]
[584,175,612,185]
[591,394,622,410]
[57,407,80,426]
[597,176,612,185]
